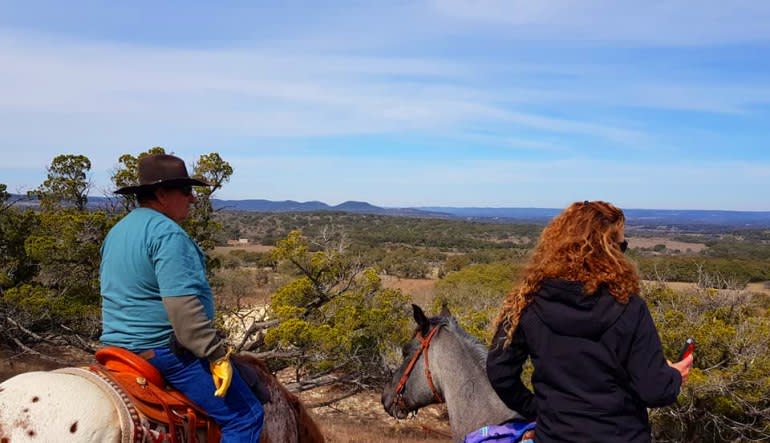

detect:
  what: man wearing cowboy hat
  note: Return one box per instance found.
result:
[100,153,264,442]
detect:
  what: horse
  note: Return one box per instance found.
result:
[381,304,529,443]
[0,351,325,442]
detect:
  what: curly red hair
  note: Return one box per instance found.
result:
[493,200,640,347]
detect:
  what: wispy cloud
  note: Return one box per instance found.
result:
[0,2,768,210]
[2,33,755,146]
[430,0,770,45]
[0,32,649,148]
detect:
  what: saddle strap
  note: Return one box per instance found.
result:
[184,409,197,442]
[149,384,179,443]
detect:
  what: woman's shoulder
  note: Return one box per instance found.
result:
[627,293,650,309]
[617,293,654,326]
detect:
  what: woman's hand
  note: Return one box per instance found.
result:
[668,353,694,384]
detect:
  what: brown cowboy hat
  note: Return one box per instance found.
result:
[114,154,211,195]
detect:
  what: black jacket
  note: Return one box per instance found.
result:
[487,279,681,443]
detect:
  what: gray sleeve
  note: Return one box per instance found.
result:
[163,295,228,362]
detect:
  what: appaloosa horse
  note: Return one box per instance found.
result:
[0,352,324,442]
[382,305,528,443]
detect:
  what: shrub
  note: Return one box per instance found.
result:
[643,283,770,442]
[432,262,522,341]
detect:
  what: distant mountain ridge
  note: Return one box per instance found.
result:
[216,201,770,227]
[8,194,770,227]
[420,206,770,227]
[212,199,447,217]
[214,199,330,212]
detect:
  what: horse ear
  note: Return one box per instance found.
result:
[440,303,451,317]
[412,304,430,335]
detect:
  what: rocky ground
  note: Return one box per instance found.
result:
[292,376,451,442]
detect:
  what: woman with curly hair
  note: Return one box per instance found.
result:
[486,200,693,443]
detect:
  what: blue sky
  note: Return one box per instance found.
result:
[1,1,769,210]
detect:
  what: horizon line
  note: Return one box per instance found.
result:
[9,193,770,214]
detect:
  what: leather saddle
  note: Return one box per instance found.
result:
[94,346,221,443]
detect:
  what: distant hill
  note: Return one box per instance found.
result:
[9,194,770,227]
[417,207,560,222]
[421,206,770,228]
[214,199,330,212]
[211,199,446,217]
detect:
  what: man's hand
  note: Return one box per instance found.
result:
[210,348,235,397]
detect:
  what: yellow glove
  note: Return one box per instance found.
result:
[210,347,235,397]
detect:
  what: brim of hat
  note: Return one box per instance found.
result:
[114,177,211,195]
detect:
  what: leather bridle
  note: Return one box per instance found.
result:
[393,324,444,410]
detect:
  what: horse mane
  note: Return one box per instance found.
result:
[421,315,489,369]
[233,353,325,443]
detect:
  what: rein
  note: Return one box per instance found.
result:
[393,324,444,409]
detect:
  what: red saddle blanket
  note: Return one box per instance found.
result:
[94,346,221,443]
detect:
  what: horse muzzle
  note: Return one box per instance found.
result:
[382,391,412,419]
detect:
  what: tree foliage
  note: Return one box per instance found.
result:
[0,184,11,213]
[28,154,92,211]
[221,249,277,270]
[644,282,770,442]
[637,256,770,286]
[10,157,113,335]
[111,146,167,211]
[23,209,112,303]
[185,153,233,253]
[215,211,540,253]
[264,230,411,383]
[432,262,521,341]
[0,186,38,291]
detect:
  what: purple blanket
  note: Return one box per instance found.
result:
[464,420,537,443]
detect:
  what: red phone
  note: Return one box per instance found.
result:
[679,338,696,360]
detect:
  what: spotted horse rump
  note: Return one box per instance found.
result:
[0,350,325,443]
[0,370,122,442]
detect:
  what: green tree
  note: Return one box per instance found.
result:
[2,154,114,341]
[432,262,521,341]
[263,230,411,384]
[441,254,471,275]
[111,146,167,211]
[0,185,38,291]
[15,208,113,334]
[185,153,233,252]
[28,154,92,211]
[0,183,11,214]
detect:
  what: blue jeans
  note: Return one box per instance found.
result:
[148,347,264,443]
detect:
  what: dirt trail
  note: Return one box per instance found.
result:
[381,276,437,307]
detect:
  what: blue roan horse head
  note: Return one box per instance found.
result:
[381,304,524,442]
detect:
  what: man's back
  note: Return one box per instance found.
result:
[100,207,212,350]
